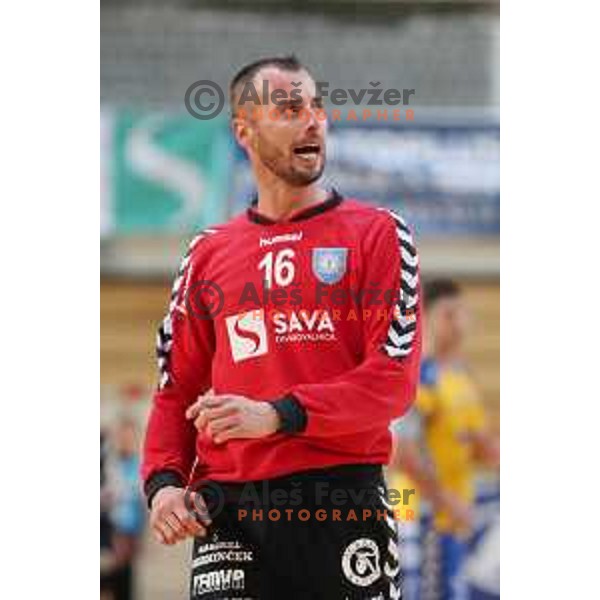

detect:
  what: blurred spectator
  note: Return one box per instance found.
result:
[390,279,499,600]
[101,430,116,600]
[100,419,145,600]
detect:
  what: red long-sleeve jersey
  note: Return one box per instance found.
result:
[141,190,421,495]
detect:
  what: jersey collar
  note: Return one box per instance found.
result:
[246,188,343,225]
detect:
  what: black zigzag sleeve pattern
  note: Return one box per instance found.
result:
[379,209,419,359]
[155,228,216,389]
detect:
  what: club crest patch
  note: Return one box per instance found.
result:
[312,247,348,285]
[341,538,381,587]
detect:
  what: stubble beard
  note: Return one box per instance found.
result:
[256,137,325,187]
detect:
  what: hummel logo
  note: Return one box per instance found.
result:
[259,231,303,247]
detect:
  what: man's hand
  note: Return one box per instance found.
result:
[186,393,280,444]
[150,486,210,545]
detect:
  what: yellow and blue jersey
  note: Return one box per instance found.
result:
[418,357,486,534]
[389,405,424,521]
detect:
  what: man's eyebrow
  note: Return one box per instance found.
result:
[279,95,323,105]
[277,97,304,109]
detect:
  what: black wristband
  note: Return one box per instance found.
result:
[272,394,308,434]
[144,470,185,509]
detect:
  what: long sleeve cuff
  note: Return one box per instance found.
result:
[144,470,185,509]
[272,394,308,434]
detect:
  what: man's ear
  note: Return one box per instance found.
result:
[231,116,252,153]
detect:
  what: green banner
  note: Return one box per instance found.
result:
[101,110,231,235]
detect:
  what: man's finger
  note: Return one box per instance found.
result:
[185,397,212,420]
[185,389,218,420]
[204,403,238,424]
[185,400,202,421]
[204,405,239,423]
[193,405,226,432]
[213,425,243,444]
[153,519,176,545]
[187,396,229,420]
[208,415,240,436]
[192,398,236,430]
[162,513,186,542]
[201,395,232,409]
[194,411,209,432]
[175,506,207,537]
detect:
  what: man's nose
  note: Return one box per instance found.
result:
[303,106,325,131]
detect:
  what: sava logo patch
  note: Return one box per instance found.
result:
[341,538,382,588]
[225,309,268,363]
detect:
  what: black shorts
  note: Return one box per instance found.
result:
[189,465,402,600]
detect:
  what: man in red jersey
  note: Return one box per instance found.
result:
[141,55,422,599]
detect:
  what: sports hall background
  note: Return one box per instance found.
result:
[100,1,499,598]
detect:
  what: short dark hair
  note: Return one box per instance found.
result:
[229,55,306,116]
[424,278,461,309]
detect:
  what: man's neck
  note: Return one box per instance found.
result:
[254,176,328,222]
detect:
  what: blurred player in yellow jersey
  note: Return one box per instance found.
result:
[390,279,499,600]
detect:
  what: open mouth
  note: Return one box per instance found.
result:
[293,144,321,159]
